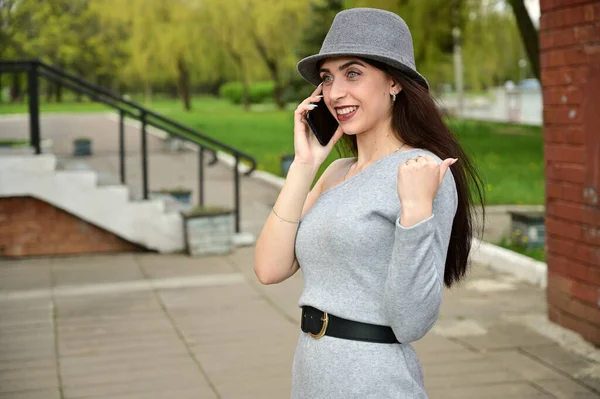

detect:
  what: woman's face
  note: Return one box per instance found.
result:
[319,57,397,136]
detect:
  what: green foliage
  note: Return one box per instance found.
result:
[183,205,233,217]
[219,82,244,104]
[498,236,546,262]
[296,0,344,60]
[219,81,275,105]
[250,81,276,104]
[282,75,316,104]
[0,139,28,147]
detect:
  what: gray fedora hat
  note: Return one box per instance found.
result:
[297,8,429,90]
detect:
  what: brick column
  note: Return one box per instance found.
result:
[540,0,600,345]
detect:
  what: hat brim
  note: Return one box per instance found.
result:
[297,51,429,91]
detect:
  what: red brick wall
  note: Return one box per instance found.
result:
[0,196,145,257]
[541,0,600,345]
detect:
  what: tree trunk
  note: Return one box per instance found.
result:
[508,0,540,81]
[46,81,54,103]
[252,36,285,109]
[177,57,191,111]
[11,73,22,103]
[0,73,3,103]
[230,50,250,111]
[145,81,153,105]
[242,78,250,111]
[55,82,62,103]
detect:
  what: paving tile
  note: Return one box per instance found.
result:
[0,322,53,336]
[452,322,556,351]
[0,375,59,393]
[136,253,237,279]
[413,334,472,354]
[426,369,525,389]
[215,380,292,399]
[57,338,186,357]
[0,358,56,372]
[0,366,57,382]
[419,349,487,364]
[61,365,203,388]
[522,344,596,377]
[59,354,196,378]
[89,387,218,399]
[0,264,52,291]
[0,389,61,399]
[534,378,600,399]
[55,313,171,331]
[56,329,180,350]
[0,343,55,358]
[0,350,56,362]
[62,374,214,398]
[0,308,52,327]
[52,256,143,286]
[0,331,55,347]
[487,350,571,380]
[423,358,507,377]
[60,345,189,367]
[427,382,552,399]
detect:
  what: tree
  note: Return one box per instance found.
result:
[93,0,212,111]
[350,0,461,89]
[296,0,344,60]
[1,0,129,102]
[244,0,310,109]
[507,0,539,80]
[202,0,257,110]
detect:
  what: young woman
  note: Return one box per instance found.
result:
[254,8,484,398]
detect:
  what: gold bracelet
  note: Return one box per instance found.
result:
[272,207,300,224]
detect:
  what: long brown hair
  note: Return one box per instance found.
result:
[334,58,486,288]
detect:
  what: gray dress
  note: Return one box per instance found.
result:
[292,149,458,398]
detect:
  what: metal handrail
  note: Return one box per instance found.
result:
[0,59,257,233]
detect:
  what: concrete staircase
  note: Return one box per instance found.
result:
[0,154,184,253]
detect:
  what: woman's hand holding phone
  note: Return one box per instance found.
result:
[293,84,344,169]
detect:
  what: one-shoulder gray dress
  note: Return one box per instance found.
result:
[292,149,458,398]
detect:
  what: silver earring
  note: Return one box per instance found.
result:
[392,92,397,102]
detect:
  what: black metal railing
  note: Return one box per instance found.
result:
[0,59,257,233]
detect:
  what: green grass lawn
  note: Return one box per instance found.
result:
[497,237,546,262]
[0,96,544,205]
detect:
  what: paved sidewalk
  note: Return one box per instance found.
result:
[1,250,599,399]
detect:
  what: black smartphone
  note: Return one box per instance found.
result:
[306,98,339,146]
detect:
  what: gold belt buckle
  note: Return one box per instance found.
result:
[308,312,329,339]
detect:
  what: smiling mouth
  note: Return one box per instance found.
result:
[335,106,359,122]
[335,106,358,115]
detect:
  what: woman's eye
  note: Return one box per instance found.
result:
[320,75,332,82]
[348,71,360,78]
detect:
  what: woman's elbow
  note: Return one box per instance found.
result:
[253,261,289,285]
[254,265,277,285]
[387,297,442,343]
[394,309,440,343]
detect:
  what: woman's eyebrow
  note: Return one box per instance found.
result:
[319,60,366,74]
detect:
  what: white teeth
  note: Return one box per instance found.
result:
[336,106,358,115]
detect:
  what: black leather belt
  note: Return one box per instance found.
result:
[301,306,400,344]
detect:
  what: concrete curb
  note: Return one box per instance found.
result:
[107,112,550,286]
[470,238,547,288]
